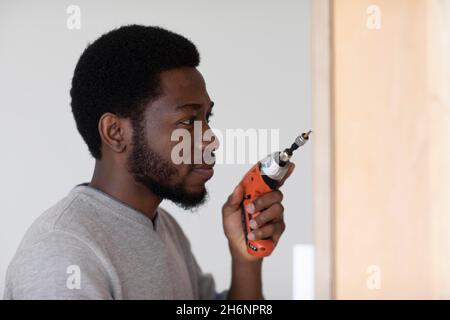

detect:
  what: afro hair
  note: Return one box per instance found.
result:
[70,25,200,159]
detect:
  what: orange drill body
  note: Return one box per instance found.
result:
[240,163,277,257]
[239,131,312,258]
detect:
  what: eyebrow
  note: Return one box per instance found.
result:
[175,101,214,111]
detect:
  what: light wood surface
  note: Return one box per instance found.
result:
[329,0,450,299]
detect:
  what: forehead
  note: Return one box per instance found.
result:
[141,67,211,123]
[158,67,208,104]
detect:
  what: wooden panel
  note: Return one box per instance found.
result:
[427,0,450,299]
[311,0,333,300]
[332,0,450,299]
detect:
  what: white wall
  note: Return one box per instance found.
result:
[0,0,311,299]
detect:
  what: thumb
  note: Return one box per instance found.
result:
[223,183,244,215]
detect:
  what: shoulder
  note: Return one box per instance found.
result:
[4,190,112,299]
[16,189,105,251]
[7,187,112,283]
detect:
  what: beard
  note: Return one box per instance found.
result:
[127,119,208,210]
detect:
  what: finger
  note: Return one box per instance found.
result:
[249,203,284,229]
[271,221,286,246]
[222,184,244,215]
[246,190,283,214]
[279,163,295,187]
[248,221,285,241]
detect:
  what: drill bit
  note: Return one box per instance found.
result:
[302,130,313,140]
[279,130,313,164]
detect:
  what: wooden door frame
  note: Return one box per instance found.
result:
[311,0,334,300]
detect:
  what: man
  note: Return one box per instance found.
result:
[4,25,292,299]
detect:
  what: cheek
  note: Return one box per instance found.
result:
[176,164,192,178]
[149,122,194,177]
[167,141,193,177]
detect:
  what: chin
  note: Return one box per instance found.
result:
[184,183,206,195]
[173,187,208,210]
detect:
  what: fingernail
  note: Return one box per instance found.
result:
[250,219,258,229]
[248,232,255,240]
[246,203,255,213]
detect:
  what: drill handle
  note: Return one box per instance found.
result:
[240,163,276,257]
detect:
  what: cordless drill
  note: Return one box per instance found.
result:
[240,131,312,257]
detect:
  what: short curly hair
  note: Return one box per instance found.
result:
[70,25,200,159]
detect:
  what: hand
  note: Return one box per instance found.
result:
[222,163,295,262]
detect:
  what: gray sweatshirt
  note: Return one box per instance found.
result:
[3,184,228,300]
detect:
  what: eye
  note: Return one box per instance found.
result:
[179,111,214,126]
[180,117,196,126]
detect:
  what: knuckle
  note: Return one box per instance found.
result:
[276,190,284,202]
[274,202,284,213]
[265,224,276,235]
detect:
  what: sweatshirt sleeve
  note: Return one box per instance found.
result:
[4,230,113,300]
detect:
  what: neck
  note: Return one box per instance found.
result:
[88,159,162,222]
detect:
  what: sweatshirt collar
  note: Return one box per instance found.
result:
[73,182,161,232]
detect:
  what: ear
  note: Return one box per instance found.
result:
[98,113,129,154]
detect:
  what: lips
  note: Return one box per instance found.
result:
[191,166,215,180]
